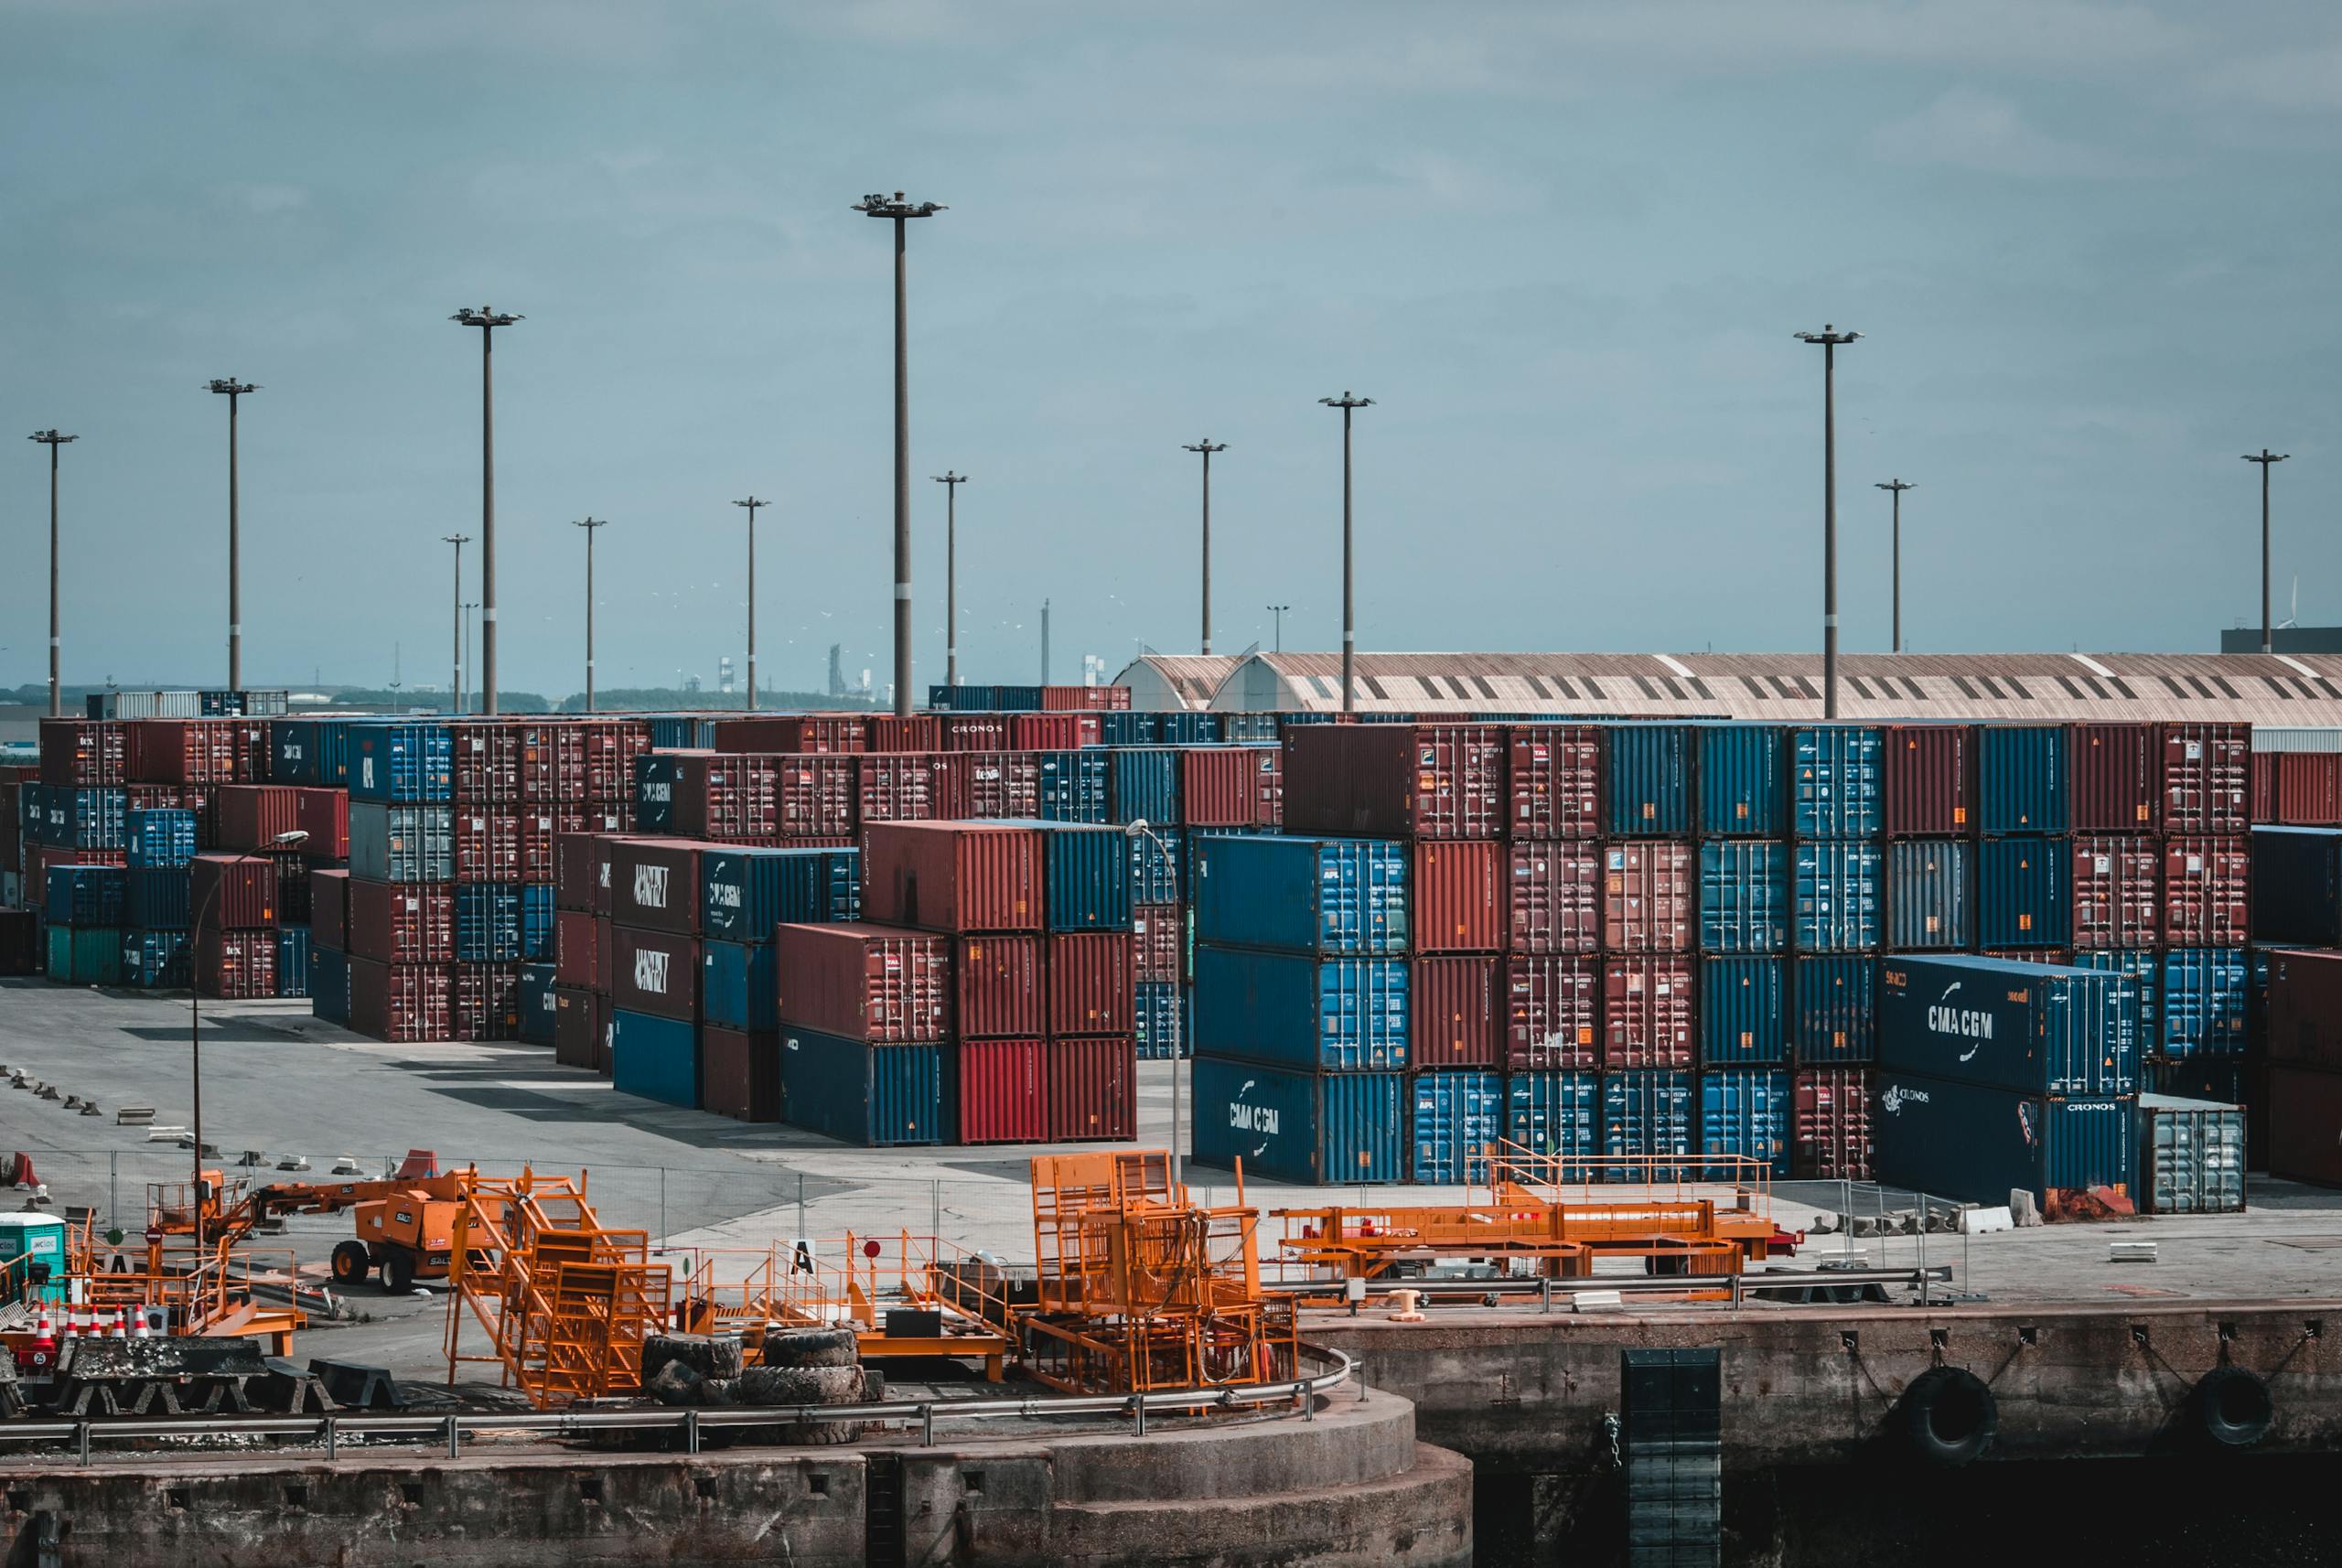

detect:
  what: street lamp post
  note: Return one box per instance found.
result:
[28,430,76,717]
[1318,394,1372,713]
[1795,327,1862,719]
[2243,450,2291,654]
[1267,604,1291,655]
[931,472,967,688]
[442,534,470,714]
[207,380,259,691]
[1874,480,1914,654]
[575,519,608,711]
[733,498,767,710]
[451,306,521,714]
[1183,441,1227,654]
[1124,820,1183,1187]
[462,603,478,713]
[854,192,946,719]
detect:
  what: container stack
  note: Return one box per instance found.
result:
[607,837,704,1105]
[2252,835,2342,1184]
[1501,725,1601,1175]
[1694,723,1791,1182]
[1600,725,1698,1178]
[343,722,458,1039]
[1787,725,1887,1182]
[701,844,860,1120]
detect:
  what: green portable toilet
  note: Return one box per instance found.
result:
[0,1212,68,1304]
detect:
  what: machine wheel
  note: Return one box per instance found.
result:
[1898,1366,1997,1466]
[759,1327,860,1369]
[2194,1366,2274,1448]
[382,1247,418,1293]
[330,1240,371,1287]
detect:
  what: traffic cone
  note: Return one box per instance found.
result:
[131,1307,151,1340]
[109,1308,126,1338]
[8,1153,34,1189]
[63,1305,81,1339]
[24,1306,55,1369]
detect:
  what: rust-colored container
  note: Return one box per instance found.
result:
[2162,835,2249,948]
[2158,723,2250,833]
[310,867,349,952]
[1882,724,1971,837]
[2268,1064,2342,1187]
[863,822,1042,934]
[1043,1036,1136,1142]
[1281,724,1508,839]
[857,753,937,824]
[775,923,951,1041]
[452,721,551,804]
[1132,904,1181,983]
[960,1037,1047,1144]
[700,1026,782,1121]
[2264,753,2342,826]
[556,805,631,837]
[212,785,301,852]
[125,720,242,784]
[194,926,277,999]
[1599,841,1693,953]
[610,925,701,1022]
[1508,725,1603,840]
[1039,684,1131,711]
[292,788,349,859]
[556,908,601,990]
[669,753,774,840]
[776,755,857,839]
[940,714,1010,752]
[1505,955,1598,1069]
[1413,954,1499,1068]
[1413,839,1504,952]
[955,933,1042,1037]
[349,959,452,1042]
[1600,956,1694,1069]
[450,961,521,1041]
[559,720,651,804]
[1792,1067,1874,1180]
[2068,834,2160,950]
[712,714,869,755]
[1180,747,1284,829]
[1047,931,1133,1036]
[1508,840,1599,955]
[1008,713,1101,751]
[188,853,277,929]
[555,832,618,914]
[607,838,702,935]
[346,882,455,965]
[455,808,521,884]
[38,719,124,785]
[868,714,943,753]
[2069,722,2158,832]
[938,752,1041,820]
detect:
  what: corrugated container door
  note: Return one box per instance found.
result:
[1193,834,1407,956]
[1699,1069,1790,1178]
[1192,948,1410,1071]
[1977,835,2068,949]
[1977,725,2068,834]
[1601,841,1693,953]
[1601,1069,1693,1179]
[1041,1036,1136,1141]
[1106,747,1179,826]
[1698,841,1788,953]
[2158,949,2246,1059]
[1506,841,1599,955]
[2069,723,2157,832]
[2162,835,2250,948]
[1882,725,1970,837]
[1413,840,1502,953]
[1607,726,1691,837]
[959,1038,1047,1144]
[1505,955,1598,1069]
[1695,725,1785,838]
[2140,1093,2246,1214]
[1188,1058,1404,1184]
[1791,841,1883,953]
[1792,954,1876,1065]
[1601,957,1694,1069]
[1504,1071,1599,1176]
[956,934,1042,1037]
[2158,724,2249,834]
[1507,725,1603,840]
[1884,838,1970,950]
[1035,822,1133,932]
[1792,726,1883,840]
[2068,835,2159,950]
[1410,1071,1504,1184]
[1700,957,1786,1065]
[1046,931,1133,1035]
[1791,1067,1873,1179]
[1411,955,1499,1068]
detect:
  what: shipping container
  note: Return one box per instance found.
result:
[1699,840,1788,953]
[2259,948,2342,1071]
[0,911,35,978]
[553,832,611,915]
[1131,905,1179,983]
[862,822,1041,934]
[1505,839,1599,956]
[553,908,598,990]
[1504,1070,1599,1175]
[701,939,779,1032]
[1696,725,1785,838]
[46,924,122,985]
[552,985,601,1070]
[347,959,451,1042]
[38,719,124,786]
[346,723,453,803]
[1133,980,1184,1060]
[1701,957,1786,1065]
[630,751,694,833]
[1411,955,1499,1069]
[1601,956,1695,1069]
[1193,947,1409,1071]
[188,854,276,929]
[1192,833,1408,956]
[1792,954,1876,1065]
[1791,726,1883,841]
[28,786,124,849]
[2256,752,2342,827]
[1875,1072,2133,1214]
[2156,948,2245,1059]
[958,1037,1047,1143]
[517,961,558,1043]
[868,714,943,753]
[450,883,550,963]
[953,933,1041,1037]
[1131,825,1183,907]
[1607,726,1692,837]
[1977,725,2068,835]
[1977,835,2068,950]
[121,866,187,931]
[1155,709,1216,743]
[2158,723,2249,834]
[1281,724,1507,840]
[2137,1093,2245,1213]
[1793,840,1883,953]
[1882,725,1970,838]
[701,1026,781,1122]
[2161,835,2249,948]
[193,926,277,999]
[609,925,700,1022]
[938,752,1041,820]
[854,752,936,825]
[1016,822,1132,932]
[310,946,349,1024]
[1411,1070,1503,1184]
[779,1031,949,1145]
[607,838,703,936]
[1413,839,1502,953]
[2250,826,2342,945]
[1042,1036,1137,1141]
[2068,834,2159,950]
[347,882,455,966]
[1106,747,1180,827]
[611,1008,700,1109]
[2068,722,2157,832]
[1700,1069,1790,1177]
[125,808,198,868]
[1180,746,1282,830]
[1879,953,2139,1096]
[275,927,311,998]
[1047,931,1132,1036]
[1601,840,1693,953]
[699,845,860,940]
[2268,1064,2342,1187]
[347,803,454,885]
[1010,713,1102,752]
[1601,1069,1694,1178]
[774,754,858,840]
[712,714,867,755]
[1505,955,1599,1069]
[1507,725,1603,841]
[772,922,951,1044]
[1884,838,1970,950]
[1791,1066,1874,1180]
[45,865,124,928]
[1189,1058,1406,1184]
[292,787,348,860]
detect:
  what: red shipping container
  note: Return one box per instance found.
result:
[713,714,868,754]
[607,839,703,934]
[1505,955,1599,1069]
[1039,684,1130,711]
[556,805,630,836]
[212,785,302,852]
[1132,904,1181,983]
[1043,1036,1136,1142]
[346,882,455,965]
[1600,956,1693,1068]
[1882,724,1970,837]
[2068,722,2157,832]
[863,822,1042,933]
[940,714,1010,752]
[556,908,601,990]
[1047,931,1132,1036]
[775,923,951,1041]
[311,867,349,952]
[868,714,943,753]
[455,808,522,884]
[1008,713,1101,751]
[2068,834,2159,950]
[857,753,937,824]
[776,755,857,839]
[1599,841,1693,953]
[2264,752,2342,826]
[955,933,1042,1037]
[555,832,617,913]
[38,719,124,785]
[558,720,652,804]
[938,752,1041,820]
[292,788,349,859]
[670,753,773,840]
[1792,1068,1874,1181]
[188,854,277,929]
[1281,724,1508,840]
[701,1026,781,1121]
[959,1037,1047,1143]
[1181,746,1284,829]
[1508,840,1600,955]
[451,962,522,1040]
[1413,954,1499,1068]
[516,808,555,884]
[125,719,241,784]
[451,721,549,803]
[1507,725,1604,840]
[349,959,452,1042]
[2161,835,2249,948]
[610,925,701,1021]
[553,984,600,1069]
[1413,839,1503,952]
[2158,723,2249,834]
[194,927,277,999]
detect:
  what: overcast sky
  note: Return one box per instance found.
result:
[7,1,2342,698]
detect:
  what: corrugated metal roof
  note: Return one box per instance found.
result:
[1112,655,1245,711]
[1201,651,2342,725]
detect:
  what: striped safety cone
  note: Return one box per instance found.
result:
[131,1307,152,1340]
[26,1306,56,1370]
[109,1307,126,1338]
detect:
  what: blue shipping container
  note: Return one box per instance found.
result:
[1158,712,1223,746]
[613,1009,701,1109]
[632,752,688,832]
[1977,725,2068,835]
[455,884,545,963]
[1505,1071,1600,1176]
[30,787,124,849]
[348,803,455,884]
[46,865,125,929]
[2157,948,2246,1060]
[701,846,860,940]
[518,961,558,1044]
[1696,724,1786,837]
[1701,957,1787,1065]
[2072,949,2161,1042]
[1222,714,1278,744]
[1792,726,1883,840]
[1133,980,1184,1059]
[647,715,715,750]
[346,722,453,803]
[1107,747,1180,827]
[1879,953,2139,1095]
[1601,1069,1695,1178]
[1875,1072,2134,1209]
[1608,725,1692,837]
[2251,827,2342,946]
[311,948,350,1025]
[1700,1069,1791,1178]
[1192,833,1408,956]
[1699,841,1788,953]
[1034,822,1132,931]
[1794,841,1884,952]
[274,928,310,997]
[1132,827,1184,906]
[119,930,189,989]
[125,809,198,869]
[1976,835,2068,949]
[1192,947,1410,1071]
[1097,712,1161,746]
[1411,1070,1504,1184]
[271,718,319,785]
[1885,839,1970,950]
[1793,955,1876,1064]
[1190,1057,1407,1185]
[1036,751,1110,824]
[702,940,779,1032]
[779,1031,950,1146]
[124,867,189,930]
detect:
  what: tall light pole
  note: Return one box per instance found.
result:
[1875,479,1914,654]
[441,534,470,714]
[28,430,76,716]
[2243,450,2290,654]
[574,519,608,712]
[207,380,259,691]
[191,828,306,1264]
[853,191,946,718]
[452,306,521,714]
[1318,394,1372,713]
[1267,604,1291,655]
[931,472,967,688]
[1126,820,1184,1188]
[462,603,478,714]
[733,498,766,710]
[1795,327,1862,719]
[1183,440,1227,654]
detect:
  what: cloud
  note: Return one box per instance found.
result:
[2199,47,2342,114]
[1872,86,2155,177]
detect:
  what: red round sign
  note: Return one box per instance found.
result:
[863,1240,882,1259]
[145,1228,163,1246]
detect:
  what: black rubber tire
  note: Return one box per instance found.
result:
[381,1247,416,1294]
[736,1364,866,1407]
[759,1327,860,1369]
[2195,1366,2274,1448]
[330,1240,371,1287]
[1899,1366,1997,1466]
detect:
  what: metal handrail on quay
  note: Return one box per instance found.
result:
[1271,1265,1955,1310]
